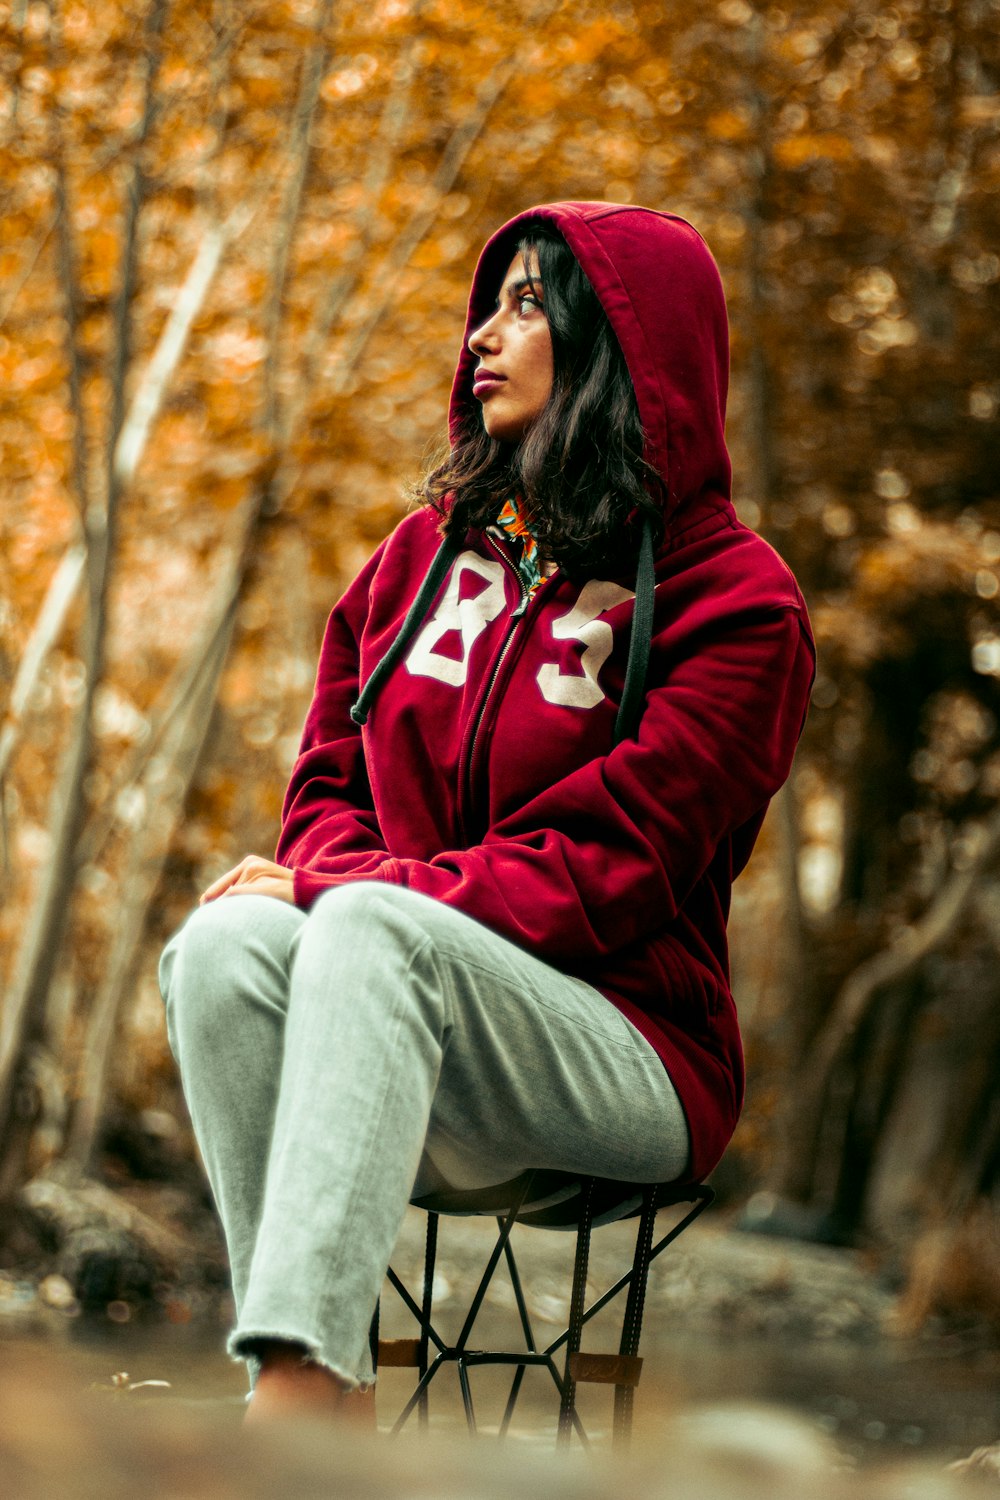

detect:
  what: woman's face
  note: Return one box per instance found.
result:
[467,250,554,444]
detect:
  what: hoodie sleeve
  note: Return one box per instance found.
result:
[276,539,396,901]
[335,606,815,965]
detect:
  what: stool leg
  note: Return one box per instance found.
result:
[369,1297,380,1376]
[498,1231,536,1438]
[613,1187,657,1449]
[558,1176,595,1446]
[457,1358,478,1434]
[418,1212,438,1428]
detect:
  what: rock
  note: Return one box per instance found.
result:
[18,1166,199,1316]
[736,1192,849,1246]
[37,1274,77,1313]
[57,1225,156,1314]
[659,1402,846,1495]
[948,1441,1000,1478]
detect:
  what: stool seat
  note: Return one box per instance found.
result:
[410,1168,676,1227]
[375,1170,714,1447]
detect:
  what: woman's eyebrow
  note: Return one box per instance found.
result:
[495,275,543,308]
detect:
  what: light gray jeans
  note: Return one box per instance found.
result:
[158,881,690,1391]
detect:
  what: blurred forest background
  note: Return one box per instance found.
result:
[1,0,998,1327]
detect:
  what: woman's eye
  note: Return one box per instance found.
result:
[518,295,540,315]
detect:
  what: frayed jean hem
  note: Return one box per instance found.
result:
[228,1328,375,1394]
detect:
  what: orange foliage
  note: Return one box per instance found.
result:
[0,0,996,1201]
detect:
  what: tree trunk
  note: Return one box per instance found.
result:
[828,976,925,1235]
[64,619,231,1172]
[0,0,213,1198]
[778,803,1000,1204]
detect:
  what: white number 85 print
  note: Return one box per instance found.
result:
[405,552,634,709]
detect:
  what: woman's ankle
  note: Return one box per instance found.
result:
[245,1341,376,1426]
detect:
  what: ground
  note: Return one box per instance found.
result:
[2,1180,998,1472]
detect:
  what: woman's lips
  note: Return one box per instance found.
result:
[473,370,506,397]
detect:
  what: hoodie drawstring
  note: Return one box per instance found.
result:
[613,518,654,746]
[350,521,655,741]
[350,531,464,726]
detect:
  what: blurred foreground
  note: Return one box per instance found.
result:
[2,1204,999,1493]
[1,1334,998,1500]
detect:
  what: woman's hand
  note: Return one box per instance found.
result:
[200,855,297,905]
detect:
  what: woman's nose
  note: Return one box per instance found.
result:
[468,311,500,356]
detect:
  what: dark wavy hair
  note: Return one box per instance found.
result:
[413,221,662,577]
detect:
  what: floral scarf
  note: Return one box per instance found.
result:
[496,497,544,597]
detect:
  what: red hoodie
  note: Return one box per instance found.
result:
[276,202,816,1182]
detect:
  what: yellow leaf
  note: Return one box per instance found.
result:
[774,133,854,167]
[707,109,751,142]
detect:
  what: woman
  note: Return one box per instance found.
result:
[159,201,816,1423]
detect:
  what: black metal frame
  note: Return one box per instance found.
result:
[373,1173,714,1448]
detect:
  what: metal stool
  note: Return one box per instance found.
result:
[373,1170,714,1448]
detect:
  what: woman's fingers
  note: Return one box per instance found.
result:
[199,863,244,903]
[220,871,296,904]
[199,856,295,905]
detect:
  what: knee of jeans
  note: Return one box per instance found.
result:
[309,881,429,945]
[159,898,269,1035]
[305,884,441,993]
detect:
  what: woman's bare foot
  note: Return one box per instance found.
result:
[244,1341,376,1428]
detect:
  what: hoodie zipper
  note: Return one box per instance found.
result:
[458,533,534,842]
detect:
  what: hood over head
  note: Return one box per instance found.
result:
[352,203,731,742]
[450,201,733,523]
